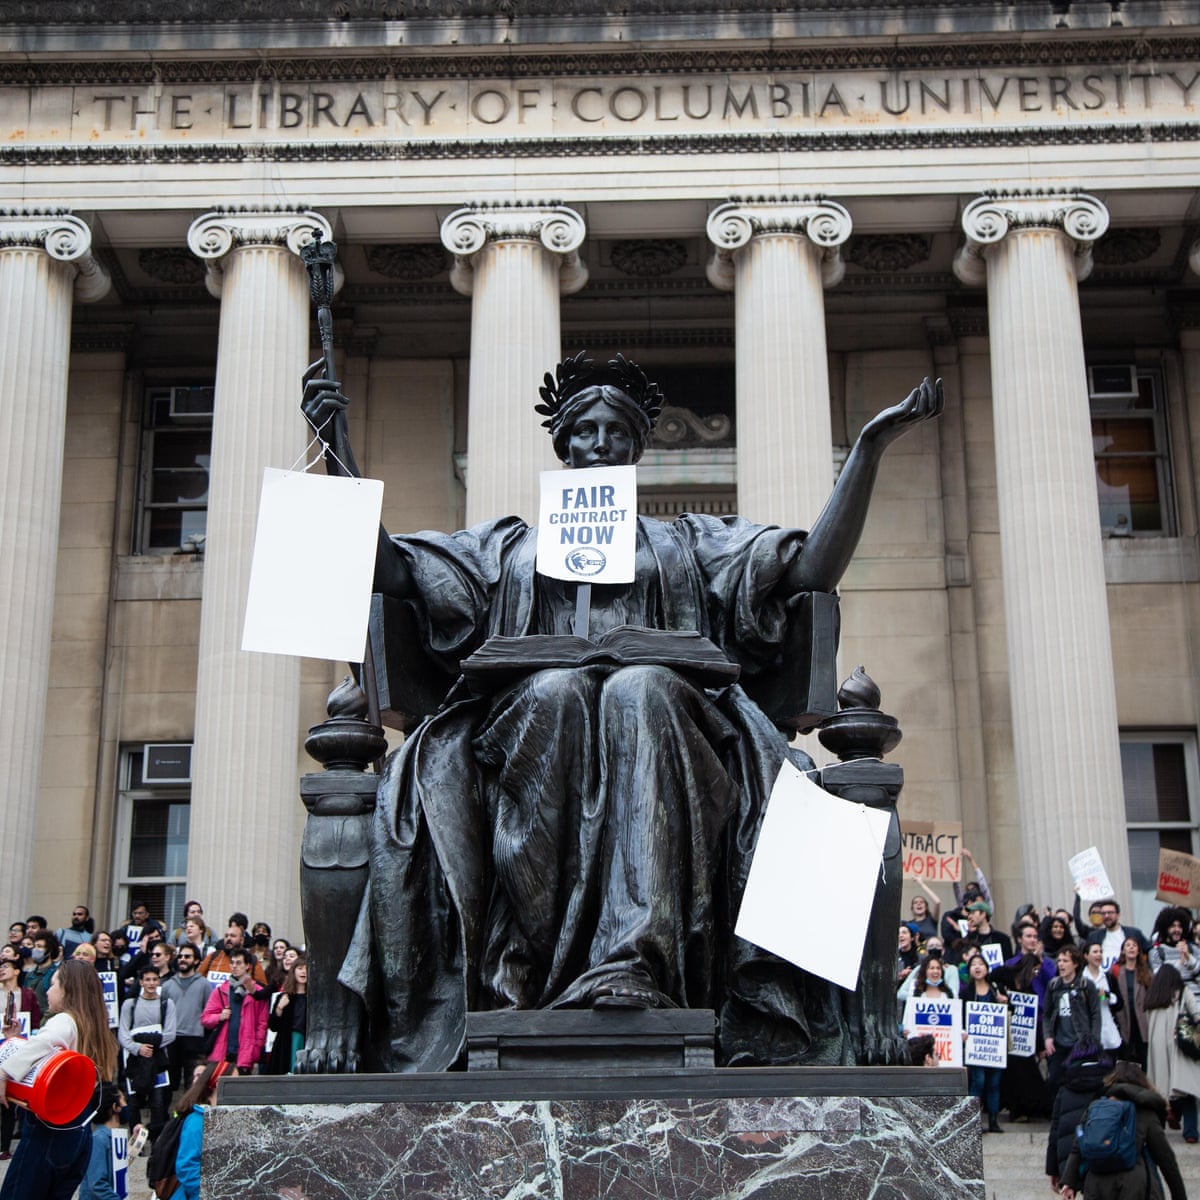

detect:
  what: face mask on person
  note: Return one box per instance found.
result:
[30,948,45,963]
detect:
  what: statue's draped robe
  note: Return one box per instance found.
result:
[341,513,850,1070]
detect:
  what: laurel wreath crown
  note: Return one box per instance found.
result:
[535,351,664,434]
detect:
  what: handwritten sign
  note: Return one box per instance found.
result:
[965,1002,1008,1068]
[1008,991,1038,1058]
[1069,847,1115,903]
[900,820,962,882]
[903,996,963,1067]
[1157,847,1200,906]
[536,465,637,584]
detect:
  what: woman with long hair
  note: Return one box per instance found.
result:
[0,958,117,1199]
[265,957,307,1075]
[1145,961,1200,1144]
[1060,1059,1187,1199]
[897,924,920,987]
[1112,935,1152,1069]
[170,1060,230,1200]
[963,956,1009,1133]
[1082,941,1124,1054]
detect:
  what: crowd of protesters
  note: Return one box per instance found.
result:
[899,853,1200,1195]
[0,899,307,1198]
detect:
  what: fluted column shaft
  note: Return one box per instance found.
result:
[956,193,1130,906]
[186,210,331,929]
[0,213,109,922]
[707,199,851,527]
[442,206,588,525]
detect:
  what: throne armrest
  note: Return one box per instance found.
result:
[738,590,840,736]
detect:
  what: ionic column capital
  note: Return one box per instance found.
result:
[954,191,1109,286]
[440,204,588,297]
[0,210,111,302]
[187,208,337,299]
[705,197,852,291]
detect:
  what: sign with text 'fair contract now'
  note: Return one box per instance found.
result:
[537,465,637,584]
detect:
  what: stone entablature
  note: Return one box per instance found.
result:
[4,62,1197,148]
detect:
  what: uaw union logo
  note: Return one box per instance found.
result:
[565,548,607,576]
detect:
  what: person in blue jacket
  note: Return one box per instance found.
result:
[169,1060,229,1200]
[80,1083,130,1200]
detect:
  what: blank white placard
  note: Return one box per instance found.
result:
[241,468,384,663]
[735,759,891,991]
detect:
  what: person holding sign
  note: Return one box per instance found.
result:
[963,955,1009,1132]
[0,956,39,1160]
[0,959,118,1200]
[301,351,942,1072]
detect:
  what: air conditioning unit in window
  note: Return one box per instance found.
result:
[142,743,192,784]
[168,386,215,421]
[1088,365,1139,404]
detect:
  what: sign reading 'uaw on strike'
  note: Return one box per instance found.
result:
[536,465,637,584]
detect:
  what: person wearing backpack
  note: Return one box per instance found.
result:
[1045,1042,1113,1193]
[147,1060,229,1200]
[1060,1060,1186,1199]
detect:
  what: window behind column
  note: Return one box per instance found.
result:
[1121,733,1198,933]
[135,383,214,554]
[1090,366,1175,536]
[113,747,190,932]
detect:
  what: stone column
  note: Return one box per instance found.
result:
[954,192,1131,905]
[0,212,109,923]
[185,209,332,929]
[706,198,851,527]
[441,205,588,525]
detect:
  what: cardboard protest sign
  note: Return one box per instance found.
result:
[902,995,963,1067]
[536,465,637,584]
[242,469,384,663]
[1069,846,1115,904]
[1157,847,1200,906]
[735,760,891,991]
[1008,991,1038,1058]
[965,1002,1008,1068]
[980,943,1004,969]
[901,820,963,882]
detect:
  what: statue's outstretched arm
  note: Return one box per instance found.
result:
[301,360,415,599]
[787,377,942,595]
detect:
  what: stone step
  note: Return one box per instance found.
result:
[982,1121,1200,1200]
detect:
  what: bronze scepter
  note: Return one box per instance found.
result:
[299,229,386,754]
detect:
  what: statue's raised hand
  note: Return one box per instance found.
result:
[301,357,349,436]
[859,376,943,451]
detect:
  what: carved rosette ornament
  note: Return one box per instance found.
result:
[954,192,1110,286]
[440,205,588,298]
[705,198,853,290]
[187,208,339,299]
[0,210,111,302]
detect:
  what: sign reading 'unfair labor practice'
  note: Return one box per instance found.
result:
[536,465,637,584]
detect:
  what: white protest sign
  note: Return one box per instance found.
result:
[536,465,637,584]
[735,760,891,991]
[1008,991,1039,1058]
[112,1127,129,1199]
[965,1001,1008,1068]
[242,469,384,663]
[981,943,1004,969]
[1070,846,1116,903]
[903,995,963,1067]
[98,970,119,1028]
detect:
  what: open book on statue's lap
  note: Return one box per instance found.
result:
[460,624,741,695]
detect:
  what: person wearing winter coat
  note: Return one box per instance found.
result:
[1044,946,1103,1096]
[1060,1060,1187,1200]
[1045,1043,1113,1193]
[1113,936,1152,1069]
[1145,962,1200,1144]
[199,948,268,1073]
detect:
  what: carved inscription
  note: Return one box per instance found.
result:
[6,67,1196,144]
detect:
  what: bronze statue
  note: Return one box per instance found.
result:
[298,351,941,1073]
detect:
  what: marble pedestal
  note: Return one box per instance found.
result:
[204,1067,983,1199]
